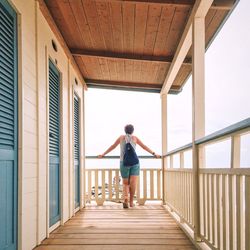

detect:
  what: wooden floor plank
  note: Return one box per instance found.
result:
[36,245,195,250]
[42,238,193,245]
[35,203,196,250]
[49,233,188,239]
[53,228,184,234]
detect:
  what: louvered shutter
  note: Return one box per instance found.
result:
[74,93,80,208]
[49,61,60,156]
[74,95,80,161]
[0,1,16,150]
[49,60,61,226]
[0,0,18,249]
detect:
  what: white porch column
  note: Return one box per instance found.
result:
[192,16,205,241]
[161,94,167,205]
[81,89,86,208]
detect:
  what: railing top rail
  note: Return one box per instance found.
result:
[86,155,159,159]
[85,167,161,170]
[164,117,250,157]
[195,117,250,145]
[165,143,193,157]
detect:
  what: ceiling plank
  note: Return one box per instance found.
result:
[160,0,214,95]
[94,0,234,10]
[71,49,192,65]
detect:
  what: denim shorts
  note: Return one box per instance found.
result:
[120,161,140,179]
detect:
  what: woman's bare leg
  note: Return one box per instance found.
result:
[122,178,129,207]
[129,176,138,207]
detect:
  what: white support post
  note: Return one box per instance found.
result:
[80,89,86,209]
[161,94,167,205]
[192,16,205,242]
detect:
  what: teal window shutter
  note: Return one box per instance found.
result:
[49,60,61,226]
[0,0,18,249]
[74,93,80,208]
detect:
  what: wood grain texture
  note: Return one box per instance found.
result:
[35,203,196,250]
[44,0,234,91]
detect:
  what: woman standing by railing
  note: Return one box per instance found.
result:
[98,124,160,208]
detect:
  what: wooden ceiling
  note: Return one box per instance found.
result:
[44,0,236,93]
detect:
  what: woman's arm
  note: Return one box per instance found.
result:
[98,136,121,158]
[135,136,161,158]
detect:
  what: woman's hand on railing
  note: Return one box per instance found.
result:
[97,154,104,159]
[154,154,161,159]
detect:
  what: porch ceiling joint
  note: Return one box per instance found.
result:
[71,49,192,65]
[85,79,182,94]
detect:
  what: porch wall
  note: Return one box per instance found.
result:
[8,0,85,249]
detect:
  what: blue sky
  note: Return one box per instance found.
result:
[85,0,250,168]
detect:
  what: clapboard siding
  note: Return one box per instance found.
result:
[0,0,86,249]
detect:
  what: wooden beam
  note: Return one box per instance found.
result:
[95,0,234,10]
[37,0,87,90]
[71,49,192,65]
[160,0,214,95]
[86,79,182,94]
[212,0,236,10]
[85,79,162,90]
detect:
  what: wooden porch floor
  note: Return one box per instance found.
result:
[35,202,196,250]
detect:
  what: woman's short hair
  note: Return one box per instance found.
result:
[124,124,134,134]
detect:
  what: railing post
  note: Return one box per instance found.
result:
[231,135,241,169]
[161,94,167,205]
[192,16,206,242]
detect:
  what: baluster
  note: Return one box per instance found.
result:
[108,170,112,201]
[180,171,184,221]
[184,172,187,222]
[228,174,233,250]
[245,176,250,250]
[143,169,147,202]
[187,172,191,225]
[235,175,242,250]
[88,170,92,202]
[157,169,161,200]
[203,173,207,239]
[173,172,176,209]
[211,174,215,247]
[199,173,204,236]
[115,170,119,202]
[216,174,221,249]
[207,174,211,243]
[95,170,101,205]
[222,174,227,249]
[101,170,105,203]
[136,169,140,203]
[150,169,154,200]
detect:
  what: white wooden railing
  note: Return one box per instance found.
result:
[164,118,250,250]
[85,156,162,206]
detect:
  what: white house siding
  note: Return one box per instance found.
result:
[7,0,86,249]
